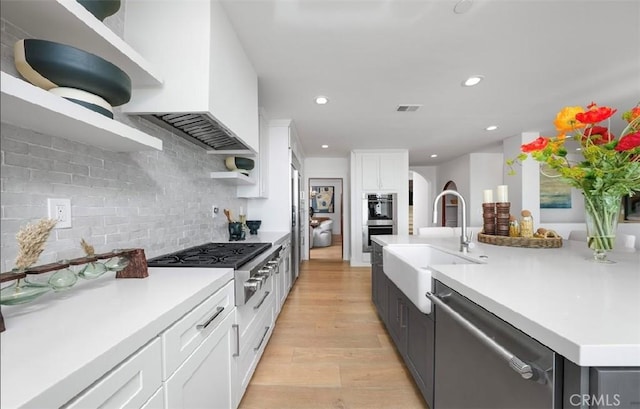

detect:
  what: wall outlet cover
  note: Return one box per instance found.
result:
[48,198,71,229]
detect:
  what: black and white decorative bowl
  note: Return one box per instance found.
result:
[225,156,255,175]
[14,39,131,118]
[77,0,122,21]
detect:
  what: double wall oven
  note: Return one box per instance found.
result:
[362,193,397,252]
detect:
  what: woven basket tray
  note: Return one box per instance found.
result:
[478,233,562,248]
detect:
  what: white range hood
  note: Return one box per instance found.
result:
[122,0,259,154]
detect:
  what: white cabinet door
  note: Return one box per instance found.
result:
[165,311,236,409]
[360,153,381,191]
[64,339,162,409]
[379,153,404,190]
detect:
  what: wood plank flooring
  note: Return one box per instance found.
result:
[238,259,428,409]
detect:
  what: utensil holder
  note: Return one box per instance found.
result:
[228,222,246,241]
[482,203,496,235]
[495,202,511,237]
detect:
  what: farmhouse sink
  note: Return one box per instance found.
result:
[382,245,480,314]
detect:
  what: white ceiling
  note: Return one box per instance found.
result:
[221,0,640,165]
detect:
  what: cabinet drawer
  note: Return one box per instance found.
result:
[162,280,234,379]
[236,295,275,403]
[63,338,162,409]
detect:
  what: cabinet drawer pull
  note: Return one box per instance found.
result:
[196,306,224,330]
[254,326,270,352]
[426,292,534,380]
[253,291,270,310]
[232,324,240,357]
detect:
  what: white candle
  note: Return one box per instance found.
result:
[483,189,494,203]
[496,185,508,203]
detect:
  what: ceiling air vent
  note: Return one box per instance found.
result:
[396,104,422,112]
[142,113,250,152]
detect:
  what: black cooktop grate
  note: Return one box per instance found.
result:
[147,242,272,269]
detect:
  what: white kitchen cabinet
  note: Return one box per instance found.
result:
[164,311,236,409]
[162,281,236,409]
[359,152,406,191]
[0,1,163,152]
[63,338,163,409]
[277,241,292,312]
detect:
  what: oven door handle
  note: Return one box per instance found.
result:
[254,291,271,310]
[426,292,534,380]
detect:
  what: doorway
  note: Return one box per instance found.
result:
[309,178,343,260]
[441,181,459,227]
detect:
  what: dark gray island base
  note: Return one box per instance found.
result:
[371,242,640,409]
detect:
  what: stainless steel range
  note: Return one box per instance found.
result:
[147,242,281,306]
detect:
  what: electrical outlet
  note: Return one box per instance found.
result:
[212,205,219,218]
[48,198,71,228]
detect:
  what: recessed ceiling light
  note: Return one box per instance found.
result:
[321,144,329,149]
[462,75,484,87]
[576,147,582,151]
[430,154,438,158]
[485,125,498,131]
[315,96,329,105]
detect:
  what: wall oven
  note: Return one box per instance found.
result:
[362,193,397,252]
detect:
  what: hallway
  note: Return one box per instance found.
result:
[238,259,427,409]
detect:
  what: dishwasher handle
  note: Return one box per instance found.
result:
[426,292,534,380]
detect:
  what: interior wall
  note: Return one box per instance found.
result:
[411,166,438,229]
[309,178,342,235]
[410,171,430,234]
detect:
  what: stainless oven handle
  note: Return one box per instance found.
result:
[232,324,240,357]
[254,291,271,310]
[426,292,534,380]
[196,306,225,330]
[254,326,270,352]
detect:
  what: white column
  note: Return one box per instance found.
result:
[503,132,541,223]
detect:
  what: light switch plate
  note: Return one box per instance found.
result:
[48,198,71,228]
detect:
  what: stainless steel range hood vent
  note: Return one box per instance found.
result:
[143,113,251,152]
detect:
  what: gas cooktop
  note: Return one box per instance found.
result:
[147,242,272,269]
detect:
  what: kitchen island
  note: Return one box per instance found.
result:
[372,235,640,408]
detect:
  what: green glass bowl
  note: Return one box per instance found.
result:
[0,282,51,305]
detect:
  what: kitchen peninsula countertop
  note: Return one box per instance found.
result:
[0,267,234,409]
[372,235,640,367]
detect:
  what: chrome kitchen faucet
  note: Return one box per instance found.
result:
[433,190,472,253]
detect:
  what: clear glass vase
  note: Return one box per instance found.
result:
[584,194,622,263]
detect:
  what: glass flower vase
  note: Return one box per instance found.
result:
[583,194,622,263]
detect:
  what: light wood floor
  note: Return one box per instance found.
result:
[310,235,343,260]
[238,259,428,409]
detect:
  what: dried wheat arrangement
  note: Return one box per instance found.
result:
[14,218,57,270]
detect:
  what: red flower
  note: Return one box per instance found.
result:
[521,137,549,153]
[582,126,614,145]
[615,131,640,152]
[575,104,617,124]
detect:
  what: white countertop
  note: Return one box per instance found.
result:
[0,267,233,409]
[372,235,640,367]
[233,231,290,246]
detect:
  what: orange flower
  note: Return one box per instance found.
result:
[623,106,640,124]
[575,103,617,124]
[554,106,585,135]
[521,137,549,153]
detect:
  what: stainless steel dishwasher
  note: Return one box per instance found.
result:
[428,281,562,409]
